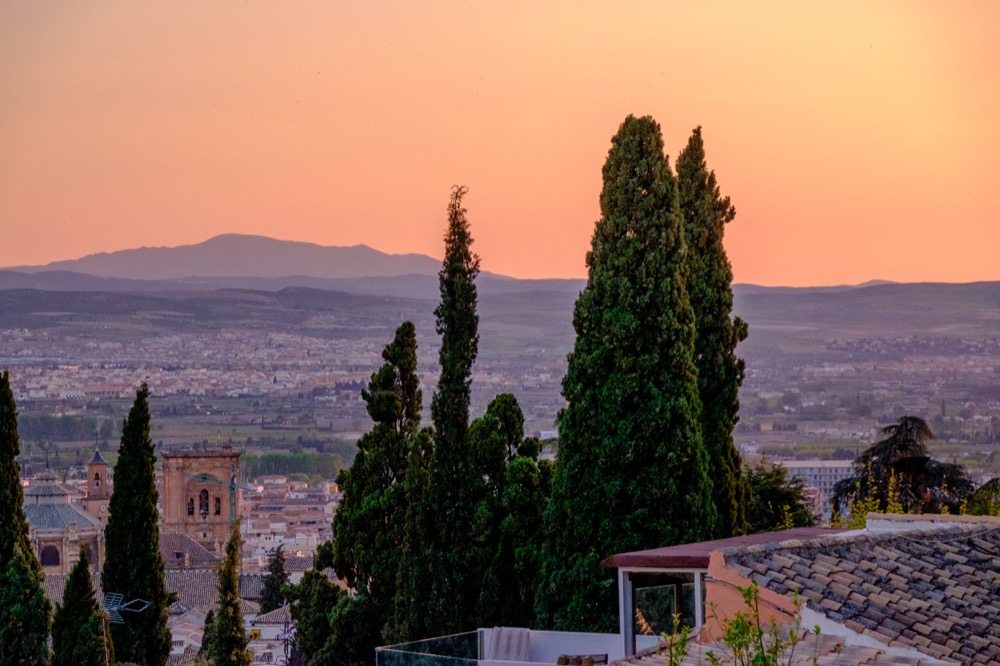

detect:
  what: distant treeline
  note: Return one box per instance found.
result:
[18,414,112,442]
[242,451,346,480]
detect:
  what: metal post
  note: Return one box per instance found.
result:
[618,569,634,657]
[694,572,704,629]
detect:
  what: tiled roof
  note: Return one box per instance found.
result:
[89,449,108,465]
[722,524,1000,664]
[160,532,221,568]
[617,633,942,665]
[44,571,266,611]
[253,604,291,625]
[24,482,71,498]
[24,502,101,531]
[285,555,314,571]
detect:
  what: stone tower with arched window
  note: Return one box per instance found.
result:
[161,447,242,552]
[83,448,111,527]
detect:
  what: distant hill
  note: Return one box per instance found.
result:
[5,234,445,281]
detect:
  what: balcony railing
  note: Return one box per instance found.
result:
[376,628,660,666]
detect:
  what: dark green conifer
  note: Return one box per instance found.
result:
[399,186,482,637]
[0,541,51,666]
[471,395,551,627]
[102,383,172,666]
[209,519,250,666]
[199,609,216,659]
[53,548,113,666]
[259,545,289,615]
[536,116,716,632]
[0,371,50,665]
[286,568,343,663]
[677,126,750,537]
[330,322,425,660]
[0,370,39,573]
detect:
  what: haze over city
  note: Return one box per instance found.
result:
[3,2,998,285]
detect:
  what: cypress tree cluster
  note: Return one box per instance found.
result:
[102,382,173,666]
[0,370,51,665]
[536,116,719,632]
[677,127,750,537]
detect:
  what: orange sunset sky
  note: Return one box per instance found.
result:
[2,2,998,285]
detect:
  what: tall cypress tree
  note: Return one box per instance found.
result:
[330,321,425,660]
[102,382,172,666]
[210,519,251,666]
[0,371,50,665]
[53,548,113,666]
[395,186,481,639]
[677,126,749,537]
[259,545,289,615]
[0,370,39,573]
[536,116,716,632]
[0,541,51,666]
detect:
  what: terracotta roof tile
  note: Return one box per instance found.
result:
[722,525,1000,664]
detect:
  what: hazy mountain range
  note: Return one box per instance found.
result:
[2,235,998,354]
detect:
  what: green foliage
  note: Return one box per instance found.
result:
[401,186,483,637]
[966,478,1000,516]
[660,614,692,666]
[199,609,216,659]
[209,519,251,666]
[242,451,346,481]
[677,127,750,538]
[831,416,974,516]
[0,371,40,575]
[328,322,428,662]
[745,462,815,534]
[286,569,344,664]
[391,427,434,642]
[102,382,173,666]
[0,541,51,666]
[537,115,717,632]
[471,395,552,628]
[260,545,290,615]
[53,548,113,666]
[17,413,99,443]
[705,583,820,666]
[0,371,50,665]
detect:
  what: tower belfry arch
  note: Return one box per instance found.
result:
[161,447,242,551]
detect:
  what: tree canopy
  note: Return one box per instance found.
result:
[537,115,716,632]
[208,519,251,666]
[677,127,750,537]
[744,462,815,534]
[398,186,483,638]
[53,548,112,666]
[0,371,50,665]
[102,383,173,666]
[832,416,974,516]
[259,544,290,615]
